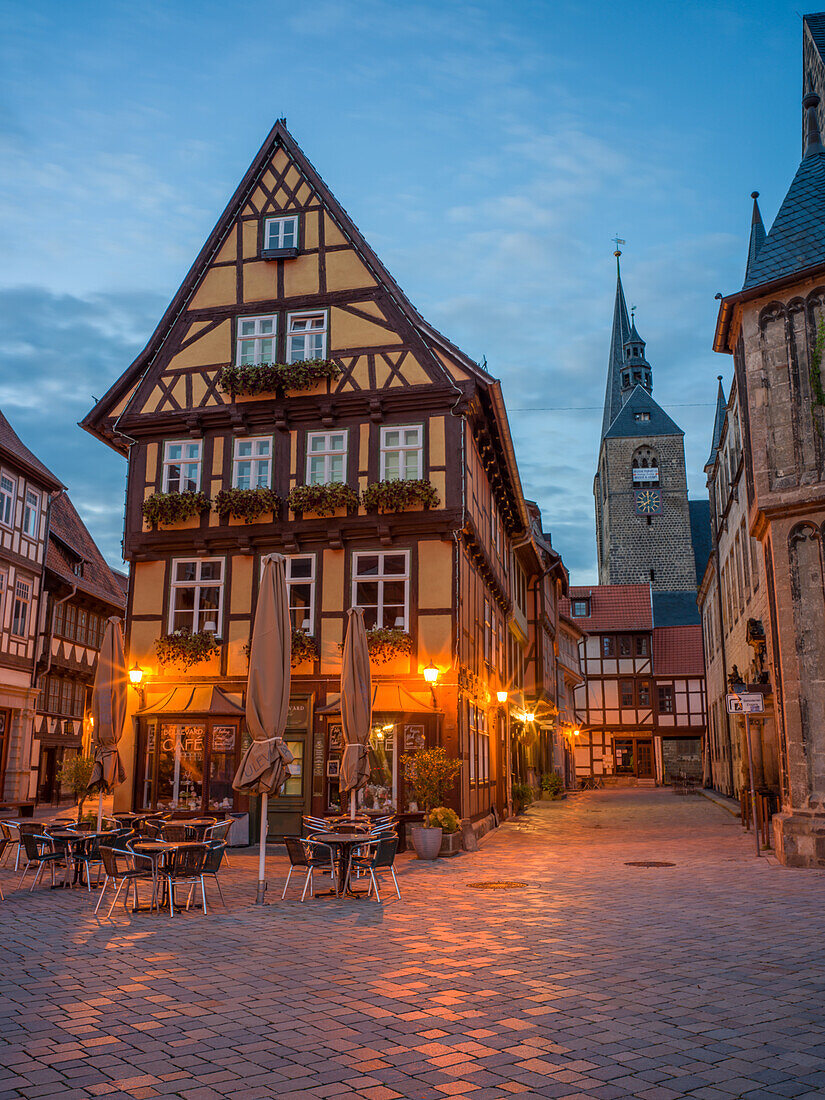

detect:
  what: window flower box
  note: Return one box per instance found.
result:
[155,629,220,670]
[366,627,414,664]
[244,628,318,667]
[213,487,281,524]
[287,482,359,517]
[217,359,340,398]
[142,491,211,527]
[362,478,440,513]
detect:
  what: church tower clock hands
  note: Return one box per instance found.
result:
[593,248,698,592]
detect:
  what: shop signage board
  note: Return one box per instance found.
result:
[726,693,765,714]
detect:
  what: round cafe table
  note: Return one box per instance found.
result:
[130,840,206,912]
[309,832,372,898]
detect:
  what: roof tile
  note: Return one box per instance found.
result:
[561,584,653,632]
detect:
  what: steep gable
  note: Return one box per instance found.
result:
[603,385,683,440]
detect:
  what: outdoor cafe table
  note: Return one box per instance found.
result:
[130,840,206,912]
[47,830,112,888]
[310,832,372,898]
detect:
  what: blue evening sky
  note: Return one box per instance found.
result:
[0,0,810,581]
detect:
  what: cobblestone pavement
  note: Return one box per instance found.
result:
[2,789,825,1100]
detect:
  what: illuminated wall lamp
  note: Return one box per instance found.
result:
[422,662,439,684]
[523,712,535,723]
[496,690,508,704]
[129,664,145,686]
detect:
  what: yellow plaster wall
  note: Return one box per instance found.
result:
[359,424,369,471]
[243,262,277,302]
[227,619,250,678]
[430,470,446,506]
[168,322,231,371]
[330,307,399,348]
[283,254,319,297]
[272,149,289,173]
[323,215,347,247]
[129,620,162,666]
[303,211,319,249]
[417,614,452,665]
[418,541,452,609]
[290,430,298,480]
[322,549,344,612]
[189,267,236,310]
[430,417,445,465]
[400,356,430,385]
[325,250,377,290]
[230,555,253,617]
[131,561,166,615]
[242,221,258,259]
[215,234,237,264]
[320,617,343,676]
[145,443,158,486]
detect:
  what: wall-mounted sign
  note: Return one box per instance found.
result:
[726,693,765,714]
[633,467,659,483]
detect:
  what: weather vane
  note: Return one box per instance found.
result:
[631,305,636,322]
[612,234,626,257]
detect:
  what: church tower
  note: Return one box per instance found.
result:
[594,252,698,591]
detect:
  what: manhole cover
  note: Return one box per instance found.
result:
[466,881,528,890]
[624,861,675,868]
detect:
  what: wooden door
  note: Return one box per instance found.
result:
[636,739,654,778]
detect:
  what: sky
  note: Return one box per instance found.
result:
[0,0,812,582]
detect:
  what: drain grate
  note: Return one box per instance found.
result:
[466,881,528,890]
[625,861,675,868]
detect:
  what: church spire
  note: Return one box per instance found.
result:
[601,248,633,439]
[705,375,727,469]
[744,192,766,285]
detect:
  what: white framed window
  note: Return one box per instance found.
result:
[23,489,39,538]
[11,578,30,637]
[287,555,316,633]
[233,437,272,490]
[380,425,422,481]
[236,315,277,366]
[168,558,224,635]
[483,598,492,665]
[287,311,327,363]
[352,550,409,631]
[162,441,202,494]
[263,215,299,251]
[0,567,7,623]
[0,472,15,528]
[306,431,347,485]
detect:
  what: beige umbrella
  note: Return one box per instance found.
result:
[233,553,294,904]
[340,607,372,819]
[87,617,128,829]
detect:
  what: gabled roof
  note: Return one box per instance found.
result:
[0,410,63,492]
[652,624,705,676]
[46,493,126,609]
[561,584,653,632]
[705,376,727,468]
[601,257,633,439]
[652,589,700,629]
[804,13,825,61]
[603,385,683,440]
[742,94,825,290]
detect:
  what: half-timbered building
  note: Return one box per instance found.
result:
[81,120,565,836]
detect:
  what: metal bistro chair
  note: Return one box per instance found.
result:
[282,836,336,901]
[0,821,17,869]
[203,820,232,866]
[17,833,67,891]
[95,845,156,919]
[345,837,401,902]
[161,844,208,916]
[160,823,189,843]
[0,830,7,899]
[198,841,228,909]
[82,830,134,891]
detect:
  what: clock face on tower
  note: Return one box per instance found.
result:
[635,489,662,515]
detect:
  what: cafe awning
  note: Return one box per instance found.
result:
[137,685,244,717]
[317,683,437,716]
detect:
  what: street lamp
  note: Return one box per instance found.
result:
[129,664,145,686]
[422,662,439,684]
[524,711,535,723]
[496,689,508,704]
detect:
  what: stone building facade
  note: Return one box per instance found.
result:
[714,85,825,866]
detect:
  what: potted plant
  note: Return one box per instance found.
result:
[155,628,220,670]
[56,754,95,824]
[141,490,211,526]
[362,478,440,513]
[217,358,341,397]
[287,482,359,517]
[511,782,534,815]
[401,747,462,860]
[213,486,281,523]
[365,627,414,664]
[540,772,565,800]
[429,806,462,856]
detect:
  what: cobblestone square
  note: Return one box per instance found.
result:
[2,791,825,1098]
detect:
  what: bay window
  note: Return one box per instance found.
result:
[380,425,422,480]
[169,558,224,635]
[162,441,202,493]
[352,551,409,630]
[233,436,272,489]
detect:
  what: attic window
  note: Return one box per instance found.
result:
[634,411,650,422]
[262,215,299,258]
[571,598,590,617]
[72,561,84,578]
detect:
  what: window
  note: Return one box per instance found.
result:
[162,441,202,494]
[233,437,272,490]
[514,563,527,617]
[236,315,277,366]
[306,431,347,485]
[352,551,409,631]
[491,502,501,558]
[571,598,590,617]
[638,680,650,707]
[619,636,631,657]
[287,555,315,632]
[634,411,650,422]
[0,472,15,527]
[380,425,422,481]
[23,489,39,538]
[469,704,489,785]
[287,311,327,363]
[658,685,674,714]
[0,568,6,622]
[620,680,635,707]
[263,215,299,252]
[483,598,492,665]
[635,635,649,657]
[169,559,224,635]
[11,578,30,637]
[602,636,616,657]
[77,609,88,646]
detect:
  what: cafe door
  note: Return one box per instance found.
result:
[636,739,654,778]
[265,696,313,839]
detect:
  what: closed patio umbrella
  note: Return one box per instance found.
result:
[87,617,128,830]
[340,607,372,819]
[233,553,294,904]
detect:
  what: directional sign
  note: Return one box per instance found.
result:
[726,693,765,714]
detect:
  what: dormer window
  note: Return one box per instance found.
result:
[262,215,299,258]
[634,411,650,422]
[571,598,590,617]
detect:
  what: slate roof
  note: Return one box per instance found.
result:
[0,410,62,491]
[46,493,126,609]
[653,625,705,677]
[688,500,712,588]
[601,260,633,439]
[705,377,727,468]
[603,385,683,440]
[652,589,701,629]
[744,193,766,286]
[805,13,825,60]
[742,106,825,290]
[561,584,653,632]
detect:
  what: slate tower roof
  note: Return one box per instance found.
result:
[744,193,766,285]
[705,375,727,469]
[601,253,633,438]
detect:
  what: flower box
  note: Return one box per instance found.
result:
[244,628,318,667]
[155,629,220,670]
[213,487,281,524]
[362,478,440,513]
[142,491,211,527]
[366,627,414,664]
[287,482,359,517]
[217,359,340,398]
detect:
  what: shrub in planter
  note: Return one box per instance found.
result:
[511,782,534,815]
[540,772,564,797]
[213,487,281,523]
[142,491,211,526]
[244,628,319,666]
[362,478,441,513]
[402,748,462,861]
[365,627,414,664]
[218,359,341,397]
[429,806,460,834]
[287,482,359,517]
[156,629,220,670]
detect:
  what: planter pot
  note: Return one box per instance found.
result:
[439,830,462,857]
[411,826,442,860]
